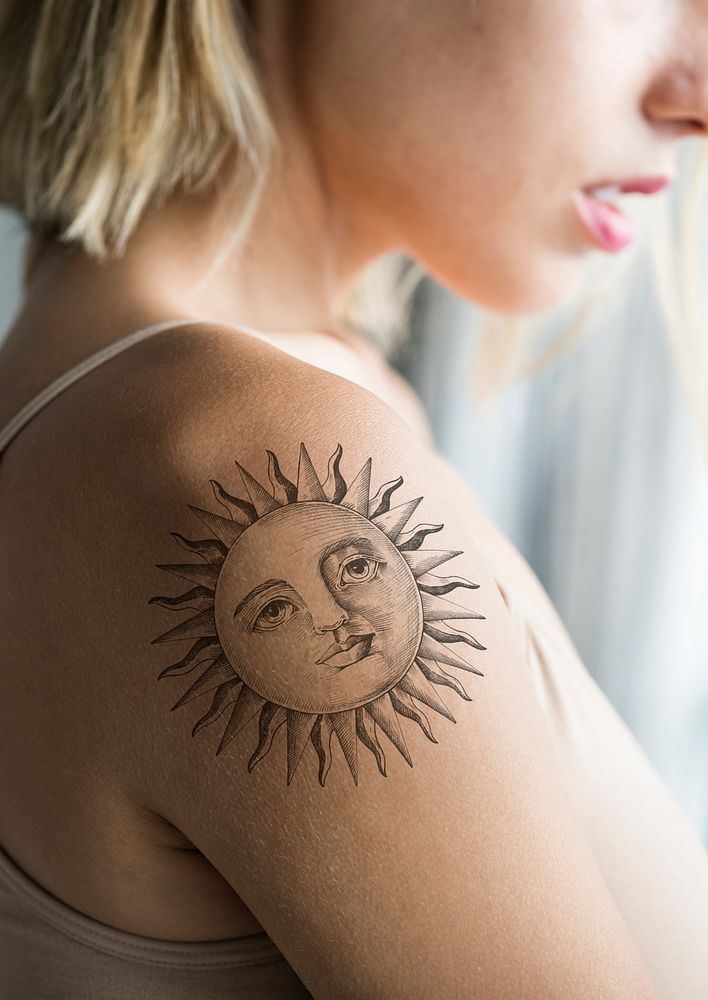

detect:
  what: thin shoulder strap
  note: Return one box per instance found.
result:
[0,317,258,457]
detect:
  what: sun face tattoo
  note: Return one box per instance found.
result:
[150,444,486,786]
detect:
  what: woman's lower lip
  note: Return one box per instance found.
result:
[572,190,634,253]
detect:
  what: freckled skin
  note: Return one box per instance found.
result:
[214,503,424,714]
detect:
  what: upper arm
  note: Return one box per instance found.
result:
[112,331,660,1000]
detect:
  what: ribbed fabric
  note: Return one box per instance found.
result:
[0,840,310,998]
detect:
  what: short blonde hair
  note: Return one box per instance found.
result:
[0,0,271,256]
[0,0,419,347]
[0,0,704,444]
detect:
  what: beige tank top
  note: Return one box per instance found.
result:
[1,319,708,999]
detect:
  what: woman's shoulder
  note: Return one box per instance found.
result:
[57,319,424,489]
[104,318,434,449]
[63,319,663,998]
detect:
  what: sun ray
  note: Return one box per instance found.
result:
[170,532,227,562]
[365,693,413,766]
[369,476,404,519]
[355,707,386,776]
[171,654,238,709]
[149,585,214,612]
[396,522,444,551]
[389,689,437,742]
[188,506,246,547]
[395,659,456,722]
[266,450,297,505]
[192,680,243,735]
[371,496,423,540]
[235,462,281,516]
[296,443,327,501]
[420,591,483,622]
[418,635,484,676]
[157,636,221,679]
[330,710,359,784]
[415,657,472,702]
[155,561,220,589]
[341,458,371,516]
[401,548,462,577]
[311,715,334,786]
[323,443,347,503]
[424,621,487,650]
[286,709,319,784]
[416,573,480,596]
[151,607,216,644]
[216,686,267,755]
[249,703,288,771]
[209,480,257,525]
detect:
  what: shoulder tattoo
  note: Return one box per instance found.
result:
[149,444,486,787]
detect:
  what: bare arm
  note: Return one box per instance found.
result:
[110,329,661,1000]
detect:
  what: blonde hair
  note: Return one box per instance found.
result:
[0,0,418,343]
[0,0,273,252]
[0,0,705,449]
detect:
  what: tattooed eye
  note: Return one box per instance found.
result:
[339,556,380,586]
[253,598,297,632]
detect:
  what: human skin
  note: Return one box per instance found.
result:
[4,4,708,991]
[19,0,708,349]
[214,501,423,713]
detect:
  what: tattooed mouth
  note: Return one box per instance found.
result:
[316,632,376,669]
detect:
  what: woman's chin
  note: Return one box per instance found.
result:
[433,251,589,317]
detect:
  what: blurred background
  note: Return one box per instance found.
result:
[1,142,706,846]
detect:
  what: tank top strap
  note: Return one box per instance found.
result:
[0,317,265,458]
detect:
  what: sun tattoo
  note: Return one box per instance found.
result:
[149,444,486,787]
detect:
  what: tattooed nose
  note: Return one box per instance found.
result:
[314,610,349,634]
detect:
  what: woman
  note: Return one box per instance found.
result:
[0,2,706,998]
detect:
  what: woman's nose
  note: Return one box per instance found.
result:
[643,47,708,141]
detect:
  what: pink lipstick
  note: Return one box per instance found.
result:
[572,189,635,253]
[573,175,671,254]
